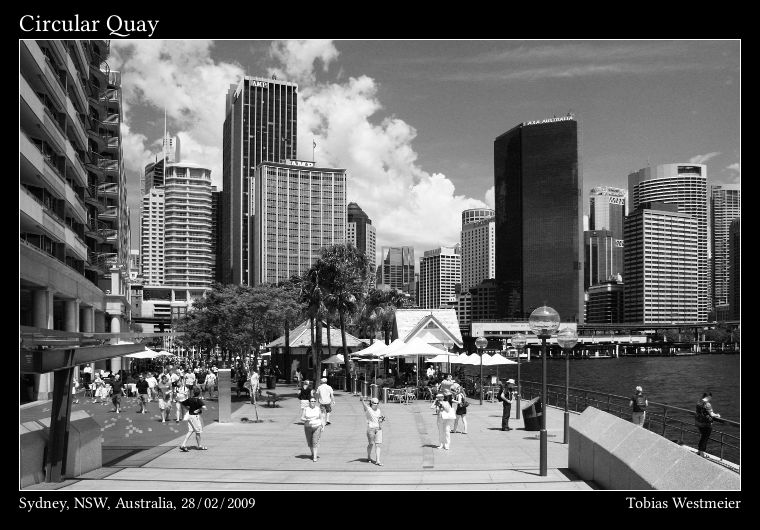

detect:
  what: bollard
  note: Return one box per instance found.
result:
[382,387,388,404]
[217,369,231,423]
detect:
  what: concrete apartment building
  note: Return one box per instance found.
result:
[460,209,495,292]
[419,245,461,310]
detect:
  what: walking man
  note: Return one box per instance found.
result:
[179,387,208,452]
[497,379,516,431]
[136,374,150,414]
[629,385,648,426]
[110,374,124,414]
[316,377,335,426]
[695,392,721,457]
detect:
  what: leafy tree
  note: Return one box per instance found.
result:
[365,287,407,345]
[300,267,327,379]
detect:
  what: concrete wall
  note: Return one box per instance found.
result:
[569,406,740,490]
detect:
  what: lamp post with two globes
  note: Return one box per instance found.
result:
[557,328,578,445]
[528,306,561,477]
[474,336,488,406]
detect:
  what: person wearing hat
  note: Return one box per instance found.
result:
[629,385,648,427]
[497,379,516,431]
[361,397,386,465]
[315,377,335,426]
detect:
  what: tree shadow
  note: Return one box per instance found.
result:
[295,454,314,460]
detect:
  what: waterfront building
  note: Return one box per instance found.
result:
[728,218,740,320]
[628,163,708,321]
[378,246,416,300]
[623,202,698,323]
[586,277,624,324]
[462,208,495,226]
[710,185,740,310]
[461,215,495,292]
[252,160,346,285]
[470,278,500,323]
[494,114,583,322]
[447,289,472,337]
[221,75,298,285]
[418,245,461,309]
[20,40,131,398]
[584,229,623,290]
[589,186,626,235]
[347,202,377,277]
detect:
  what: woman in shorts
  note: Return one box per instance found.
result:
[362,397,385,466]
[300,397,323,462]
[157,374,172,423]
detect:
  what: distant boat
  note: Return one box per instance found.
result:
[674,350,698,356]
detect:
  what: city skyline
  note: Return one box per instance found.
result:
[109,40,740,265]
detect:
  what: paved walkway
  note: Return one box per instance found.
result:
[24,384,595,490]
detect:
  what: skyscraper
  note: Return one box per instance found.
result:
[584,229,623,289]
[710,184,740,309]
[252,160,346,285]
[143,135,180,192]
[462,208,495,226]
[419,246,461,309]
[347,202,377,275]
[221,76,298,285]
[623,202,698,323]
[589,186,626,234]
[494,115,583,322]
[728,218,740,320]
[378,246,416,299]
[461,209,495,292]
[628,163,708,321]
[141,187,165,285]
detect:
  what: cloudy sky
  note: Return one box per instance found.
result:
[110,40,740,266]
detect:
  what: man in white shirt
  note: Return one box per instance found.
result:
[315,377,335,426]
[145,372,158,401]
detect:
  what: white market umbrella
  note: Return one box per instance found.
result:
[123,348,161,359]
[323,353,345,364]
[425,353,452,364]
[481,353,517,382]
[157,350,171,356]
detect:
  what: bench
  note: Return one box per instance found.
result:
[265,391,280,407]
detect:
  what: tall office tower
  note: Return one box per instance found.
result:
[20,40,131,399]
[586,277,624,324]
[461,213,496,292]
[710,185,741,309]
[222,76,298,285]
[418,246,461,309]
[143,135,181,192]
[211,187,221,283]
[129,249,141,281]
[623,202,698,323]
[141,188,165,285]
[347,202,377,275]
[628,163,708,320]
[252,160,346,285]
[584,229,623,289]
[494,115,584,322]
[378,246,416,298]
[470,278,500,322]
[589,186,626,233]
[728,218,740,320]
[462,208,495,226]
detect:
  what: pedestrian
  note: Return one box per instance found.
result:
[174,374,188,423]
[431,392,456,450]
[439,373,455,394]
[298,381,314,417]
[452,383,469,434]
[179,387,208,452]
[497,379,516,431]
[157,374,172,422]
[235,368,247,398]
[695,392,721,457]
[300,396,323,462]
[136,374,150,414]
[202,369,217,400]
[71,375,80,404]
[249,369,260,404]
[146,372,158,402]
[361,396,385,466]
[629,385,648,427]
[295,367,303,385]
[91,372,105,404]
[426,365,435,380]
[316,377,335,426]
[110,374,124,413]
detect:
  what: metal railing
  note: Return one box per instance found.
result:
[519,379,740,466]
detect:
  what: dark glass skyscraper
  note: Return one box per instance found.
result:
[221,76,298,285]
[494,116,584,322]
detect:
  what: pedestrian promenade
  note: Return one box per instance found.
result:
[24,384,595,490]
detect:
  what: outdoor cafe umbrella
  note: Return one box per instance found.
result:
[387,337,452,388]
[322,353,345,364]
[481,352,517,381]
[123,347,161,359]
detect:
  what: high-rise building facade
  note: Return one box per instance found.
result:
[586,279,624,324]
[211,187,221,283]
[461,214,495,292]
[141,188,165,285]
[623,202,698,323]
[20,40,131,399]
[252,160,346,285]
[378,246,416,298]
[710,185,740,309]
[470,279,500,322]
[222,76,298,285]
[347,202,377,275]
[628,164,708,321]
[589,186,626,234]
[419,246,461,309]
[462,208,495,226]
[494,115,584,322]
[728,218,740,321]
[584,229,624,289]
[143,135,181,192]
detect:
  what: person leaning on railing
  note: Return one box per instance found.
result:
[695,392,721,458]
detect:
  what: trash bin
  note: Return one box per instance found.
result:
[266,375,274,389]
[522,397,543,431]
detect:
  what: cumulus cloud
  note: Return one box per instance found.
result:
[484,186,495,209]
[726,162,740,173]
[689,152,721,164]
[267,40,339,85]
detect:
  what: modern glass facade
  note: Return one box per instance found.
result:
[586,281,624,324]
[494,116,584,322]
[584,229,623,290]
[378,246,416,298]
[728,218,740,320]
[710,185,740,309]
[347,202,376,274]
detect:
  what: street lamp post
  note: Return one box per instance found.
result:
[528,306,561,477]
[557,328,578,445]
[511,333,527,420]
[475,336,488,406]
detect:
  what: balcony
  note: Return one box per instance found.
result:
[64,183,87,224]
[98,206,118,220]
[98,228,118,242]
[97,183,119,196]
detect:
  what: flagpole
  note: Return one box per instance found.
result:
[312,138,315,162]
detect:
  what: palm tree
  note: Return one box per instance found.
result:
[300,267,327,380]
[365,287,407,345]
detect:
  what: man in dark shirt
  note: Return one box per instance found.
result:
[136,374,150,414]
[179,387,208,452]
[110,374,124,413]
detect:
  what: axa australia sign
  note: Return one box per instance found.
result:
[523,116,575,127]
